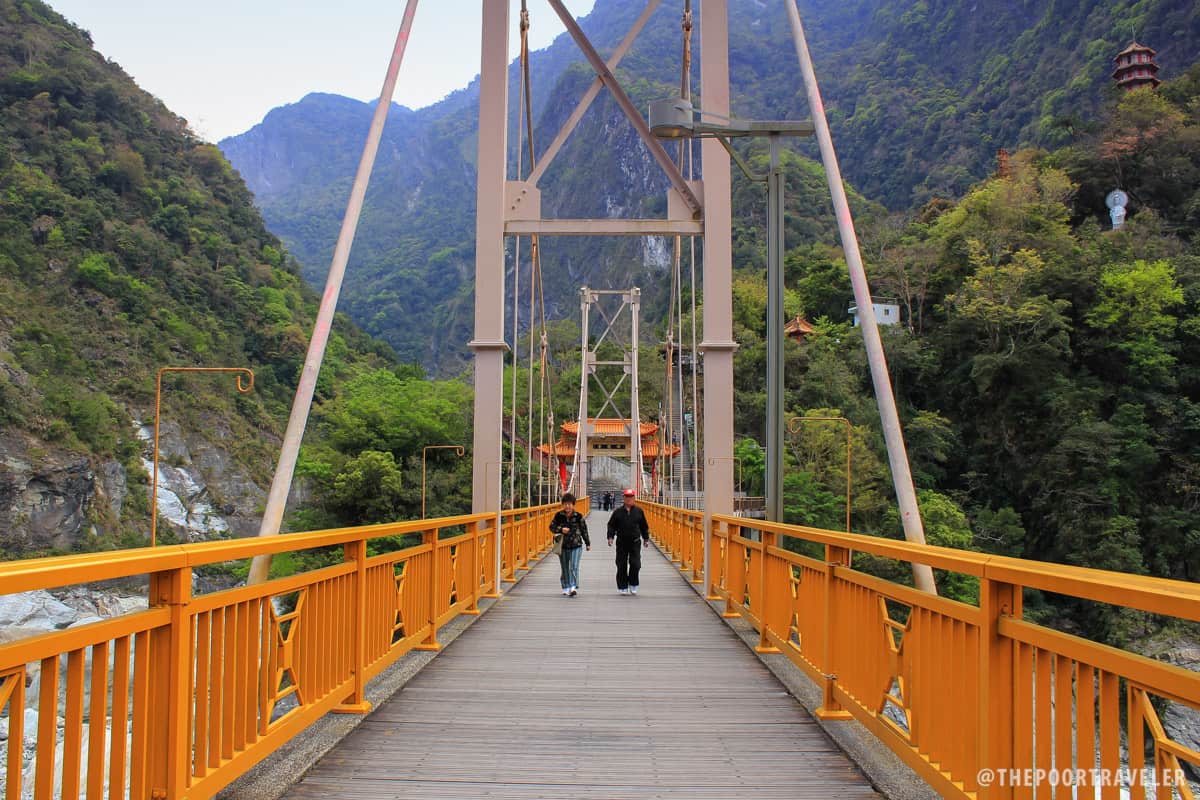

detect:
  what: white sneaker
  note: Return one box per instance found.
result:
[619,588,630,595]
[630,586,639,595]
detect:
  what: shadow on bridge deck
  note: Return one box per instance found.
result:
[280,512,879,799]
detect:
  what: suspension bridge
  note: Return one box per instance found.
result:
[3,1,1200,799]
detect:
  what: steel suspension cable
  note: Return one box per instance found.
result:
[508,102,523,505]
[681,3,700,496]
[668,242,678,495]
[526,253,537,506]
[508,3,534,508]
[680,0,701,494]
[536,260,557,502]
[689,218,701,493]
[522,4,539,508]
[513,2,562,503]
[537,327,549,503]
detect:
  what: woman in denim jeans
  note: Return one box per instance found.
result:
[549,493,590,596]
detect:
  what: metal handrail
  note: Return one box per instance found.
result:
[641,499,1200,798]
[0,501,570,799]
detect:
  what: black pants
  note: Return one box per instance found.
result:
[615,538,642,589]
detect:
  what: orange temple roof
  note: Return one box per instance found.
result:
[562,419,660,437]
[538,418,680,460]
[537,439,680,459]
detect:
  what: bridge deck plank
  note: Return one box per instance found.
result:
[281,511,879,799]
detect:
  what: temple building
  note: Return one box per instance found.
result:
[784,314,816,341]
[1113,42,1162,91]
[538,419,680,494]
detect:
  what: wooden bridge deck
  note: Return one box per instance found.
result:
[283,513,879,799]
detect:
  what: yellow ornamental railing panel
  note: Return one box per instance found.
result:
[642,501,1200,800]
[0,502,566,800]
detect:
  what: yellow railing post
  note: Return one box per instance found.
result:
[706,518,723,601]
[723,524,742,619]
[336,538,372,713]
[815,544,852,720]
[481,517,501,597]
[146,564,192,798]
[670,510,682,563]
[465,521,482,614]
[516,513,528,573]
[756,529,782,653]
[499,512,512,582]
[978,576,1021,799]
[418,527,441,651]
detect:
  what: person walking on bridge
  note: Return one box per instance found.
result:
[550,493,590,596]
[607,489,650,595]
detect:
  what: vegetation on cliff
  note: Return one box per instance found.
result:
[0,0,463,557]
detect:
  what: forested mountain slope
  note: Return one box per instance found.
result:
[0,0,407,556]
[221,0,1199,371]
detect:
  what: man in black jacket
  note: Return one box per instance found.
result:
[607,489,650,595]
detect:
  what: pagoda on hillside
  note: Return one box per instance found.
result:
[784,314,815,341]
[1113,42,1162,91]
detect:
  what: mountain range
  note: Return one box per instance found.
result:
[0,0,396,556]
[220,0,1199,373]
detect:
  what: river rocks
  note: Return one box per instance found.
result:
[0,589,77,629]
[95,593,148,617]
[1159,644,1200,781]
[0,588,148,640]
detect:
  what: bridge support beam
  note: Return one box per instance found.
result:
[470,0,510,552]
[247,1,420,584]
[699,0,736,594]
[783,0,936,594]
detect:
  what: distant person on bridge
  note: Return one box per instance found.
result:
[607,489,650,595]
[550,493,590,596]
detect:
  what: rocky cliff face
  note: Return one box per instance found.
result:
[134,419,267,541]
[0,432,99,553]
[0,416,271,558]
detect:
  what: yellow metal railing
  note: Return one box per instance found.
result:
[0,502,566,800]
[644,501,1200,800]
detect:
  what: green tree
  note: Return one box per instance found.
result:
[783,471,842,530]
[1084,259,1183,385]
[734,437,765,496]
[330,451,406,525]
[324,369,470,458]
[910,491,977,604]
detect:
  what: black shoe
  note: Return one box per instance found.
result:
[569,588,578,597]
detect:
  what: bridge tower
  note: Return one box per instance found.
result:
[468,0,737,578]
[571,287,644,500]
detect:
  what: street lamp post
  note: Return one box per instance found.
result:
[422,445,465,519]
[651,98,813,523]
[788,416,851,534]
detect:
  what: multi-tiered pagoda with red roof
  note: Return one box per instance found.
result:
[1113,42,1162,91]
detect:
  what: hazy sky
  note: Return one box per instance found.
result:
[49,1,597,142]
